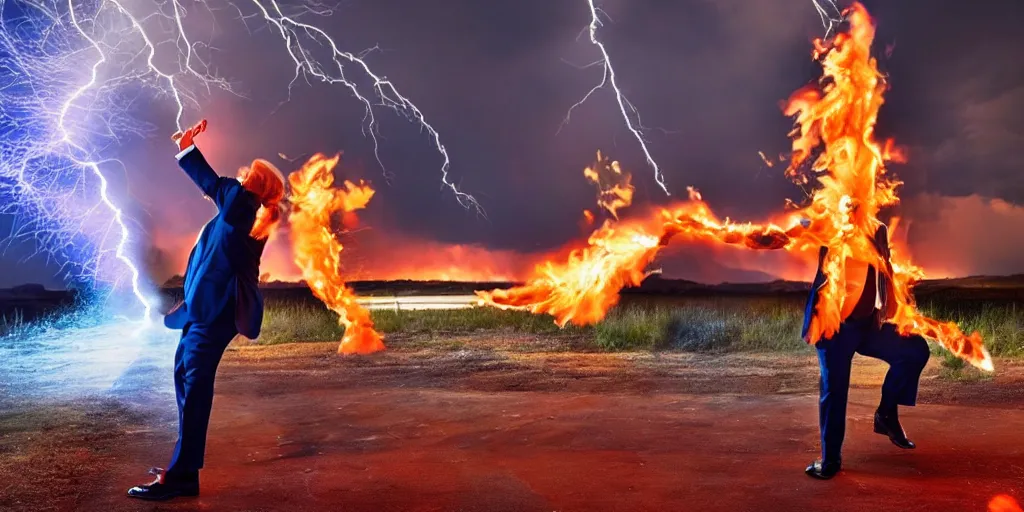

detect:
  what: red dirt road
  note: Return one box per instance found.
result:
[2,339,1023,511]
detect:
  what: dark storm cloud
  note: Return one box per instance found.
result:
[859,0,1024,203]
[217,0,829,249]
[272,0,1022,255]
[3,0,1024,287]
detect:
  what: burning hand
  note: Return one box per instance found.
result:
[171,119,208,152]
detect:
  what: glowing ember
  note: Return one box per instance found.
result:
[582,210,596,225]
[990,495,1024,512]
[478,2,993,371]
[287,153,384,355]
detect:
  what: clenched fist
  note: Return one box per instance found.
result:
[171,119,208,152]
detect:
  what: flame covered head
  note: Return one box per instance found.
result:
[239,158,286,240]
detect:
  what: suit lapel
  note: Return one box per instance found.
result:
[872,224,892,326]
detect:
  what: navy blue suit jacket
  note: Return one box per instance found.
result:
[164,146,267,339]
[802,223,898,340]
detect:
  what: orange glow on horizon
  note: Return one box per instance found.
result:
[244,226,949,286]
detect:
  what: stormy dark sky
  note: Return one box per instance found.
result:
[2,0,1023,288]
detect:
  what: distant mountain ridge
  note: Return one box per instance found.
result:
[2,274,1021,321]
[8,273,1023,298]
[157,273,1024,296]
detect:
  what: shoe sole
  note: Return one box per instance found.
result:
[126,491,199,501]
[805,470,839,480]
[874,423,915,449]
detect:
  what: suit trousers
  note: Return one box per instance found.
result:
[166,303,238,477]
[816,318,930,464]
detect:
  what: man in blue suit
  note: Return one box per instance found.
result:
[803,222,931,479]
[128,120,285,501]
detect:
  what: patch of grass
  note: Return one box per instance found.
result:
[663,308,739,352]
[0,309,26,337]
[921,301,1024,357]
[258,302,343,344]
[372,307,574,335]
[594,307,671,351]
[0,304,97,339]
[735,305,805,352]
[255,295,1021,360]
[936,347,992,382]
[256,299,579,344]
[593,304,804,353]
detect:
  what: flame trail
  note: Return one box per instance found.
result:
[476,152,657,326]
[560,0,669,196]
[479,2,993,371]
[287,153,384,355]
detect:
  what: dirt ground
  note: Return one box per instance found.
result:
[2,334,1023,511]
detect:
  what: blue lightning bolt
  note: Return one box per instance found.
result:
[1,0,480,320]
[241,0,484,216]
[561,0,670,196]
[61,0,151,321]
[1,0,231,322]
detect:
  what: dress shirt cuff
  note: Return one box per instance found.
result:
[175,145,196,160]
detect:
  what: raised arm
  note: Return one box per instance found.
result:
[171,119,237,209]
[176,145,220,198]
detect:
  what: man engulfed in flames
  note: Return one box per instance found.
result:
[477,1,994,479]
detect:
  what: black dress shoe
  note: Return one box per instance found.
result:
[127,468,199,501]
[874,411,916,449]
[805,459,842,480]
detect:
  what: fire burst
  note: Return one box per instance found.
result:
[479,3,993,371]
[477,152,650,326]
[287,153,384,355]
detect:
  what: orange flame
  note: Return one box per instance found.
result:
[990,495,1023,512]
[287,153,385,355]
[584,151,635,220]
[476,218,661,327]
[477,2,993,371]
[476,153,659,326]
[582,209,595,225]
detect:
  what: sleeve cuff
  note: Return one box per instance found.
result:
[175,145,196,160]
